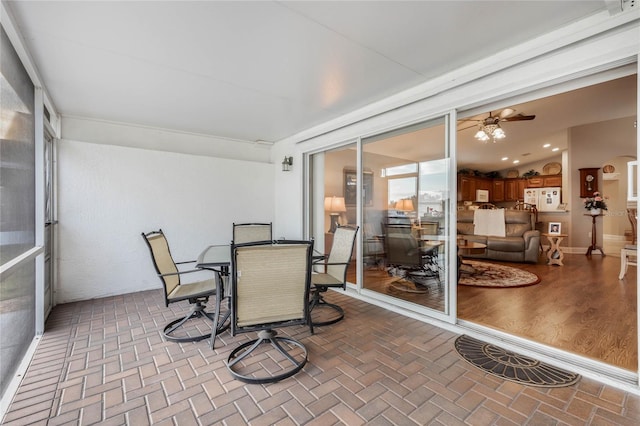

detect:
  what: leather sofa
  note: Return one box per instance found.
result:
[457,210,540,263]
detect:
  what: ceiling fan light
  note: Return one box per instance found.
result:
[474,128,489,141]
[493,127,506,139]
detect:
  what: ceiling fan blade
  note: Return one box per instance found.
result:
[502,114,536,121]
[498,108,516,119]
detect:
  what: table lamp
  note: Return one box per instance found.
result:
[324,196,347,233]
[395,199,414,213]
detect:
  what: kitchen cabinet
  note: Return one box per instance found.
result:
[504,179,520,201]
[526,176,544,188]
[458,176,476,201]
[543,175,562,187]
[457,175,491,201]
[527,175,562,188]
[491,179,505,202]
[458,174,562,202]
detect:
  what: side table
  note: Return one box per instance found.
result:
[542,233,568,266]
[584,213,605,256]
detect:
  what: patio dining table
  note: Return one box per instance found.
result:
[196,244,231,272]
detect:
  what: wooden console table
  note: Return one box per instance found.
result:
[584,214,605,256]
[543,233,567,266]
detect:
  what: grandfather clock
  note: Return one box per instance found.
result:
[579,168,599,198]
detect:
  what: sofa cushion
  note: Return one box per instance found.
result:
[457,222,476,235]
[486,236,525,252]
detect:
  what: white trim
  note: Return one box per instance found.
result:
[300,26,640,392]
[0,335,41,422]
[0,1,60,124]
[288,8,639,147]
[35,88,45,335]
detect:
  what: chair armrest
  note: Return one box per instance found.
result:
[313,260,348,273]
[321,261,350,267]
[159,268,212,277]
[175,260,196,265]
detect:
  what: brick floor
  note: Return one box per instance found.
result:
[3,289,640,425]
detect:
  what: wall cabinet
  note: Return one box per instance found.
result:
[491,179,505,202]
[543,175,562,187]
[458,176,476,201]
[526,176,544,188]
[457,175,491,201]
[458,174,562,202]
[504,179,521,201]
[527,175,562,188]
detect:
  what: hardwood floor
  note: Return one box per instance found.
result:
[457,252,637,371]
[352,252,637,371]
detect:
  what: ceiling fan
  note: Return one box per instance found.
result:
[459,108,536,142]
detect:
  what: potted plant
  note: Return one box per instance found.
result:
[583,191,608,215]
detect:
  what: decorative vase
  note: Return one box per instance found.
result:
[590,208,601,216]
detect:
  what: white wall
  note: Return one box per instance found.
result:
[56,139,275,303]
[569,116,637,248]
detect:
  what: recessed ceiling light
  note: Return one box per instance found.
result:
[513,160,520,164]
[552,147,559,152]
[543,143,551,148]
[501,157,509,161]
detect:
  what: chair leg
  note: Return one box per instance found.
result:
[210,272,231,349]
[619,249,628,279]
[309,288,344,326]
[226,330,308,384]
[164,298,229,344]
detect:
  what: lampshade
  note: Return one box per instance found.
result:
[324,196,346,212]
[475,122,506,143]
[395,199,414,211]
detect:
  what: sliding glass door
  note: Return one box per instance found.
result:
[361,117,451,313]
[308,114,454,317]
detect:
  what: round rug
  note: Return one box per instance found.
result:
[454,335,580,387]
[459,260,540,288]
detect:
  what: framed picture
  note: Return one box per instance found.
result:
[548,222,561,234]
[344,169,373,206]
[557,203,568,211]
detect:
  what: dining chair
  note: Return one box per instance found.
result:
[384,224,441,289]
[226,240,314,383]
[310,226,358,326]
[619,208,637,279]
[232,222,273,244]
[141,229,227,345]
[514,201,543,252]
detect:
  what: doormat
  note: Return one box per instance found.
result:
[454,335,580,387]
[458,261,540,288]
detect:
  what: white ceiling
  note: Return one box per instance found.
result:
[5,0,614,147]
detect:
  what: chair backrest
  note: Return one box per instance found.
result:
[627,208,637,244]
[385,227,421,267]
[233,222,273,244]
[419,222,439,237]
[513,201,539,228]
[479,203,497,209]
[231,241,312,333]
[141,230,179,303]
[326,226,358,282]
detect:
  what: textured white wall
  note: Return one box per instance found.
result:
[56,139,274,302]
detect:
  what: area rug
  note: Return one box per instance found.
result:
[454,335,581,388]
[458,260,540,288]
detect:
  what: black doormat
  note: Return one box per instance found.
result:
[454,335,581,388]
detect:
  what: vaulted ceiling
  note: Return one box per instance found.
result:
[5,0,615,146]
